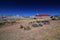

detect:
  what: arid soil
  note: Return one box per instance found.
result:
[0,20,60,40]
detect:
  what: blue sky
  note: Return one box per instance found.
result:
[0,0,60,16]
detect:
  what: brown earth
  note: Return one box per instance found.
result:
[0,20,60,40]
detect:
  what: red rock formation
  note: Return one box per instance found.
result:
[36,14,50,16]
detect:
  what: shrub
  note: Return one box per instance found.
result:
[20,25,31,30]
[0,23,5,28]
[24,26,31,30]
[41,20,50,24]
[36,21,41,23]
[39,23,43,26]
[20,25,24,29]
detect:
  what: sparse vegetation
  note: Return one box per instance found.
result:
[0,15,60,40]
[20,25,24,29]
[11,21,16,24]
[0,23,5,28]
[41,20,50,24]
[50,16,60,20]
[30,20,50,27]
[24,26,31,30]
[20,25,31,30]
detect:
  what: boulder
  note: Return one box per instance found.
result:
[31,21,43,27]
[32,23,39,27]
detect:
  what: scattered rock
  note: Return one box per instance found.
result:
[50,16,60,20]
[36,21,41,23]
[31,21,43,27]
[29,20,50,27]
[39,23,43,26]
[41,20,50,24]
[32,23,39,27]
[20,20,50,30]
[20,25,31,30]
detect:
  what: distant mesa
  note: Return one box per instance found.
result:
[36,13,50,16]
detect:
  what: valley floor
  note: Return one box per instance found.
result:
[0,20,60,40]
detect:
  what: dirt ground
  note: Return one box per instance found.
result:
[0,20,60,40]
